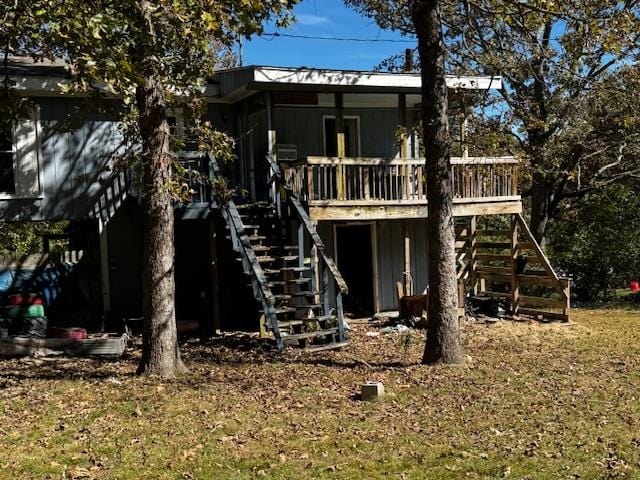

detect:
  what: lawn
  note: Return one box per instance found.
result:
[1,309,640,479]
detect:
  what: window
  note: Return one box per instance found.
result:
[0,121,15,194]
[166,108,185,139]
[0,109,43,198]
[323,115,360,157]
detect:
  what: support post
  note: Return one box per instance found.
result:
[298,223,305,270]
[244,100,256,201]
[460,112,469,160]
[510,214,520,316]
[98,219,111,317]
[403,223,412,296]
[323,265,330,316]
[336,291,345,342]
[266,92,278,213]
[208,219,221,335]
[470,215,478,295]
[561,277,571,322]
[399,93,408,159]
[335,93,345,159]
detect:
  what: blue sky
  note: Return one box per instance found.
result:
[243,0,416,71]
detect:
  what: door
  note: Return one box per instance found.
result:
[335,224,374,317]
[323,116,360,157]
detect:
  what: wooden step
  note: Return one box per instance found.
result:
[303,341,350,353]
[266,278,312,287]
[260,307,297,315]
[256,256,277,263]
[282,328,338,343]
[279,255,300,262]
[248,235,267,242]
[264,267,310,275]
[290,290,320,297]
[276,320,304,328]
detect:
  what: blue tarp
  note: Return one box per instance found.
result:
[0,263,79,306]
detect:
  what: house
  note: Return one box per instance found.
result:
[0,58,570,350]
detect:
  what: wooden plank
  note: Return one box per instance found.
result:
[477,270,555,286]
[305,156,518,166]
[476,254,511,262]
[477,241,511,249]
[519,308,569,321]
[510,215,520,315]
[469,216,478,295]
[519,295,566,309]
[514,213,563,292]
[308,200,523,221]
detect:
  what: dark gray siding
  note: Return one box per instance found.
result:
[272,107,403,159]
[0,97,126,221]
[316,219,429,314]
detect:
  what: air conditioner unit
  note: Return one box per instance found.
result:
[276,144,298,162]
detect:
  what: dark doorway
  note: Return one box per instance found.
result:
[335,224,374,317]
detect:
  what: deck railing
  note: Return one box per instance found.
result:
[283,156,519,204]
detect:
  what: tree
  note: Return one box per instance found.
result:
[412,0,463,364]
[549,181,640,302]
[346,0,463,364]
[346,0,640,246]
[4,0,297,376]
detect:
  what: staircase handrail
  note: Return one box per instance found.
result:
[208,154,280,339]
[266,154,348,295]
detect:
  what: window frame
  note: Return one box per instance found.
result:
[0,106,44,200]
[322,114,361,157]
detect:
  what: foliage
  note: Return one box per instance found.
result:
[548,182,640,302]
[0,221,69,256]
[345,0,640,243]
[2,312,640,478]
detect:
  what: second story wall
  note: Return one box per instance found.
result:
[0,97,126,222]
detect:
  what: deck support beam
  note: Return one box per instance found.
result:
[510,214,520,316]
[97,218,111,316]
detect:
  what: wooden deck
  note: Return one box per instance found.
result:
[283,156,522,221]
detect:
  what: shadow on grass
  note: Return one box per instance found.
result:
[0,355,139,382]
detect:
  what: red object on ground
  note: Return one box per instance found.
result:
[630,281,640,293]
[47,327,88,340]
[7,293,44,306]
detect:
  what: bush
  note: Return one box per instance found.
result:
[548,183,640,301]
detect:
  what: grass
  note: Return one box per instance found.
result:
[2,309,640,479]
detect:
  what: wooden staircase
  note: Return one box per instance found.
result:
[210,155,349,351]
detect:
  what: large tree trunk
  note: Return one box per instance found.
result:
[529,169,551,247]
[135,75,187,377]
[412,0,464,365]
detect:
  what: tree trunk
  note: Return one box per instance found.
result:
[135,75,187,377]
[529,169,551,247]
[412,0,464,365]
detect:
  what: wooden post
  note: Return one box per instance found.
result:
[306,165,314,201]
[403,223,412,296]
[336,291,345,342]
[98,219,111,315]
[335,93,345,159]
[399,94,408,159]
[208,219,221,335]
[266,92,278,211]
[510,214,520,316]
[561,277,571,322]
[460,112,469,160]
[298,223,305,270]
[469,216,478,295]
[311,241,319,306]
[244,100,256,201]
[323,264,330,316]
